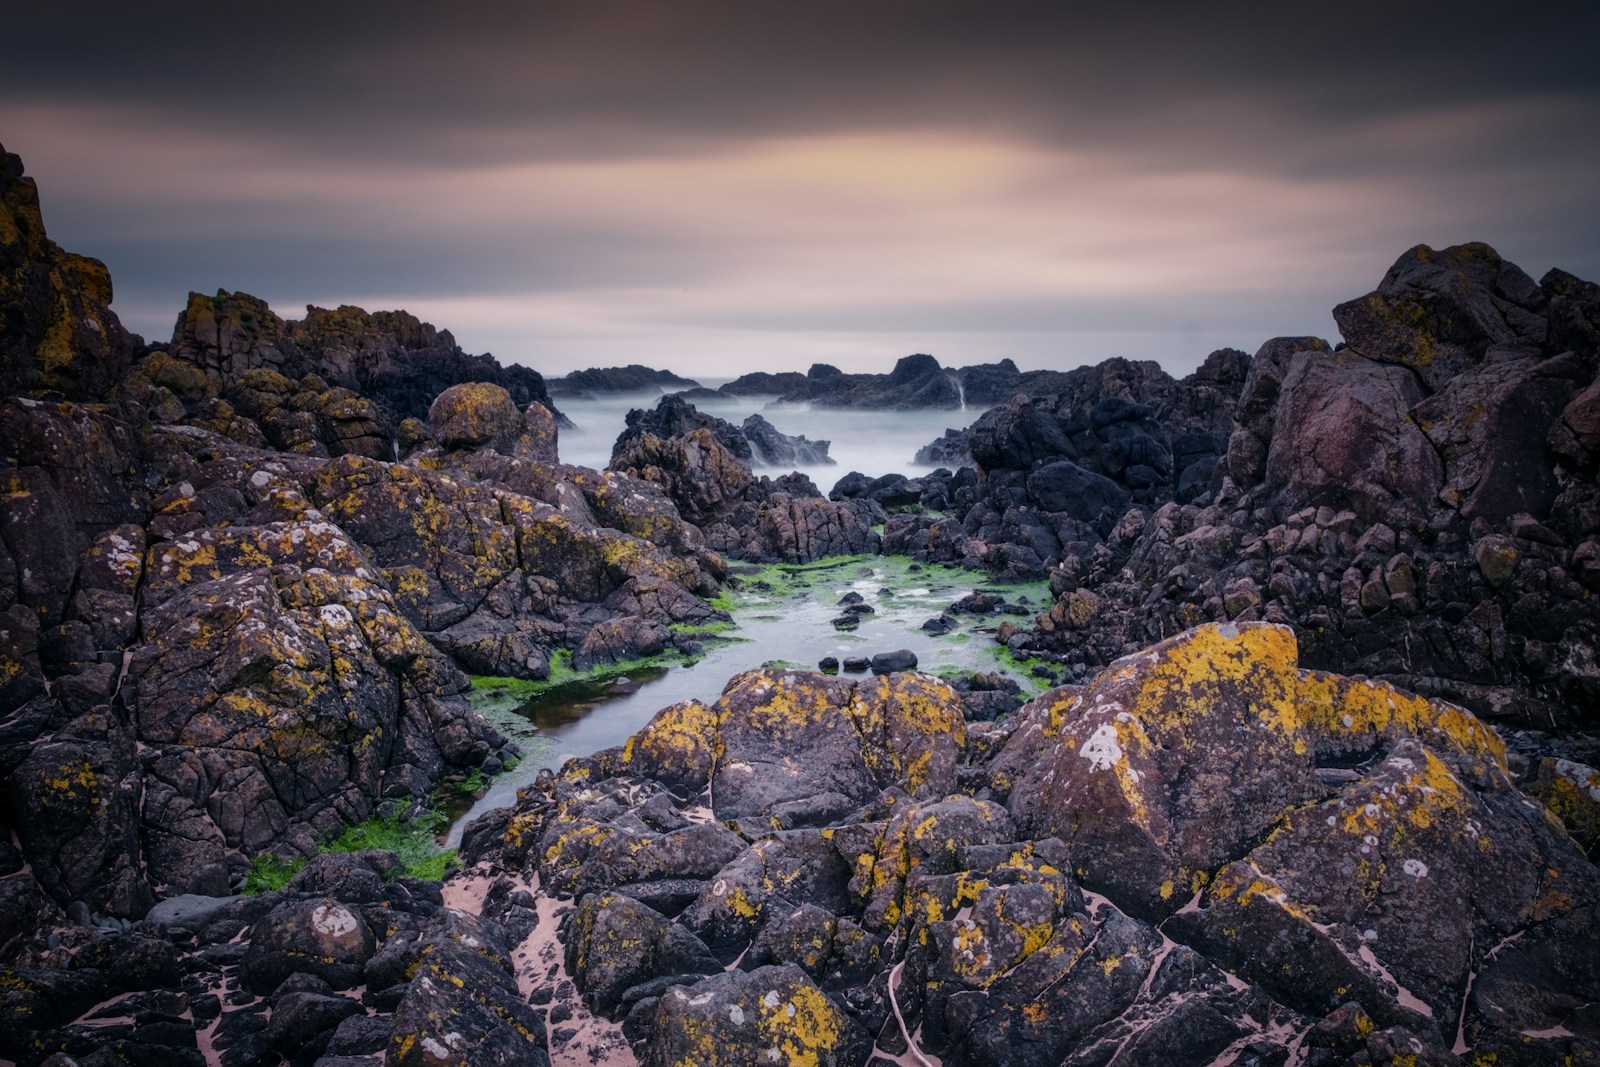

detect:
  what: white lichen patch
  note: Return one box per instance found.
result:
[1554,758,1600,801]
[1080,722,1124,772]
[1402,859,1429,879]
[311,903,359,937]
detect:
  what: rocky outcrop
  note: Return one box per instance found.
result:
[6,630,1595,1064]
[894,244,1599,731]
[547,364,701,398]
[611,394,833,470]
[160,289,564,431]
[610,397,871,563]
[0,146,742,933]
[740,413,833,466]
[722,353,961,409]
[0,143,140,400]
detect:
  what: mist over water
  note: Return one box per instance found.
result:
[555,382,976,490]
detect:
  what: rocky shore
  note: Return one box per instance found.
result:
[2,138,1599,1066]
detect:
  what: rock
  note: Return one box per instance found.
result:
[428,382,524,452]
[741,413,833,467]
[573,616,669,670]
[708,670,965,824]
[569,892,719,1015]
[549,364,700,397]
[869,649,917,673]
[645,964,874,1067]
[1262,348,1442,529]
[0,144,140,399]
[240,898,377,994]
[167,290,561,427]
[387,917,549,1067]
[1413,351,1585,523]
[998,623,1324,919]
[1026,461,1130,532]
[1332,242,1549,392]
[1473,534,1519,587]
[145,893,243,932]
[1528,757,1600,854]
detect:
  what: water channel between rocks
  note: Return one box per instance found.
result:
[442,554,1051,845]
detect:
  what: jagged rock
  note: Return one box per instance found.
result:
[1550,377,1600,471]
[1413,350,1586,523]
[167,290,562,427]
[387,912,549,1067]
[741,413,833,466]
[0,143,140,400]
[1332,242,1550,392]
[549,364,700,397]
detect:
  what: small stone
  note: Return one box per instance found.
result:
[1473,535,1519,587]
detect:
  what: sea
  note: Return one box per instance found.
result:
[552,379,975,488]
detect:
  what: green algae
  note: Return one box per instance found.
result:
[245,808,460,892]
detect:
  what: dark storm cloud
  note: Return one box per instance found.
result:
[12,0,1599,163]
[3,0,1598,374]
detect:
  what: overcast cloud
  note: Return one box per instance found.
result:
[4,0,1598,377]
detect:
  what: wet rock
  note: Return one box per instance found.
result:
[741,413,833,467]
[869,649,917,673]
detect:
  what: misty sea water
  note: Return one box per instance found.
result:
[554,380,974,489]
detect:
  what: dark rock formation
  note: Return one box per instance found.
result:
[610,398,870,563]
[611,394,833,470]
[0,144,141,401]
[895,244,1599,731]
[722,353,961,410]
[741,413,833,466]
[547,364,701,398]
[0,146,735,940]
[159,289,565,435]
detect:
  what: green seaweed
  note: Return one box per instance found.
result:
[244,808,459,893]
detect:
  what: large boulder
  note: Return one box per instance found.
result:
[240,897,377,993]
[1263,348,1443,528]
[428,382,524,452]
[128,517,505,884]
[998,623,1322,919]
[1413,350,1587,523]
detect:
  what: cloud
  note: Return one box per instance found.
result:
[4,1,1598,377]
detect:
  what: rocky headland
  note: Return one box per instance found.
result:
[2,139,1598,1067]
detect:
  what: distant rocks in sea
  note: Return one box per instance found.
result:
[612,394,834,470]
[546,363,702,398]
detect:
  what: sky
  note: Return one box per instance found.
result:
[4,0,1598,379]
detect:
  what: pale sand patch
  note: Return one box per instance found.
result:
[510,876,638,1067]
[439,865,498,914]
